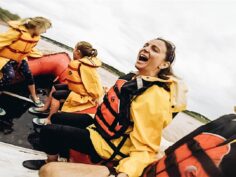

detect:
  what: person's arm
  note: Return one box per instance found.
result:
[80,65,104,99]
[116,86,172,177]
[0,28,20,49]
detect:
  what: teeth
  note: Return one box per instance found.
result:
[139,54,148,61]
[140,54,146,57]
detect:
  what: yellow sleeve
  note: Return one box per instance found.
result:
[80,65,103,100]
[116,86,172,177]
[0,28,20,50]
[28,48,43,58]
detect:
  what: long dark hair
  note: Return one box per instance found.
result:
[156,38,176,80]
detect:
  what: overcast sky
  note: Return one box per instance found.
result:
[0,0,235,119]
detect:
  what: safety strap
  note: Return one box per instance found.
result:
[103,94,118,118]
[113,84,121,99]
[18,37,38,43]
[102,95,123,132]
[101,134,129,165]
[187,139,225,177]
[164,153,181,177]
[6,46,29,54]
[96,106,117,133]
[218,134,236,146]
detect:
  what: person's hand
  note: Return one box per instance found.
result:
[44,118,51,125]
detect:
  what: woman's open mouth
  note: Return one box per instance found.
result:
[138,54,148,62]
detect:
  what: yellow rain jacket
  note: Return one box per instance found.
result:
[61,57,103,113]
[88,75,187,177]
[0,20,43,70]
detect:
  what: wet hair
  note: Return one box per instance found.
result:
[75,41,98,58]
[22,17,52,30]
[156,37,176,80]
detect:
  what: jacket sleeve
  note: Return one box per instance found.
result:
[80,65,104,100]
[116,86,172,177]
[0,28,20,50]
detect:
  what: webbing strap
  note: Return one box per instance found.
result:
[96,107,115,132]
[102,134,129,164]
[187,139,225,177]
[113,84,120,99]
[6,46,29,54]
[164,153,181,177]
[103,95,118,118]
[102,95,120,131]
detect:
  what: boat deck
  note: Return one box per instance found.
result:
[0,142,45,177]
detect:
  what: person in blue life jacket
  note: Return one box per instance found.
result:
[23,38,187,177]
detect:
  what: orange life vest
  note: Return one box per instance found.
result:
[142,114,236,177]
[0,26,40,62]
[94,73,132,140]
[66,60,86,95]
[94,73,170,140]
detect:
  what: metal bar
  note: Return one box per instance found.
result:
[2,91,33,103]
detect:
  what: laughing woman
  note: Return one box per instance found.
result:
[23,38,187,177]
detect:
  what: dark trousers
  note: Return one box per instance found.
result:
[52,84,70,100]
[40,112,102,163]
[0,60,34,86]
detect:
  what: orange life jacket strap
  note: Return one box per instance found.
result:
[164,153,181,177]
[18,37,38,43]
[187,139,225,177]
[98,133,129,165]
[5,46,29,55]
[113,84,121,99]
[103,94,118,120]
[96,106,115,133]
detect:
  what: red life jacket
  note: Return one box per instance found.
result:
[141,114,236,177]
[94,73,133,140]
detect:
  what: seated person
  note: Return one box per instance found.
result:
[29,41,104,125]
[0,17,51,107]
[23,38,187,177]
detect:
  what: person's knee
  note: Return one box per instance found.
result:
[39,162,59,177]
[39,163,51,177]
[1,69,15,84]
[8,70,15,80]
[51,113,60,124]
[51,91,58,99]
[40,125,54,139]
